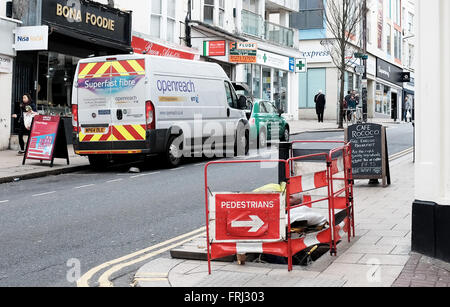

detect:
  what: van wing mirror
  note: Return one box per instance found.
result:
[237,95,248,110]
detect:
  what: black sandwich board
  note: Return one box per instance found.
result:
[345,123,391,186]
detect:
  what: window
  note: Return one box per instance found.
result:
[151,0,162,39]
[224,82,237,108]
[393,0,401,25]
[243,0,258,13]
[167,0,176,42]
[386,24,392,55]
[218,0,225,28]
[204,0,214,24]
[408,13,414,34]
[394,30,402,59]
[408,44,414,68]
[290,0,324,30]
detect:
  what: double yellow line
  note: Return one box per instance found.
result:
[77,227,206,287]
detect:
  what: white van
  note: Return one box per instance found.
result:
[72,54,249,168]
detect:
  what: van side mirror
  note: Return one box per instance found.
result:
[237,95,248,110]
[278,109,284,117]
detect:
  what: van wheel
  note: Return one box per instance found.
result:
[235,128,249,157]
[88,155,110,170]
[165,135,183,168]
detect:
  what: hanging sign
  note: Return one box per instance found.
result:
[229,42,257,63]
[203,40,226,57]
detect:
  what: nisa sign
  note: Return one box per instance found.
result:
[14,26,49,51]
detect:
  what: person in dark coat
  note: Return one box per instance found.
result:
[12,94,37,154]
[314,90,326,123]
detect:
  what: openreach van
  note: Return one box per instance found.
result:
[72,54,250,168]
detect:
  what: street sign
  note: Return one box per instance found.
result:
[209,192,286,243]
[295,58,307,73]
[355,65,365,74]
[400,72,411,82]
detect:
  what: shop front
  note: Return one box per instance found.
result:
[237,49,296,116]
[12,0,132,140]
[375,58,404,120]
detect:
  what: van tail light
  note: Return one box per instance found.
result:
[146,100,155,130]
[250,118,256,125]
[72,104,79,133]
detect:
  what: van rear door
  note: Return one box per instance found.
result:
[76,58,147,153]
[77,61,114,151]
[109,59,147,151]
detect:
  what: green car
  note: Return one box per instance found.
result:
[248,99,290,148]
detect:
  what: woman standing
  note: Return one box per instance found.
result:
[12,94,37,154]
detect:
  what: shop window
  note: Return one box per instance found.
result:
[299,68,325,109]
[37,52,80,117]
[273,70,288,112]
[262,68,271,100]
[252,65,261,99]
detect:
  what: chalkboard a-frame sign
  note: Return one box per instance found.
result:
[345,123,391,187]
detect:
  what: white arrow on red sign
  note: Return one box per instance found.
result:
[231,215,265,233]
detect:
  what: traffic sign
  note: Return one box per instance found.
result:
[355,65,365,74]
[209,193,286,243]
[295,58,307,73]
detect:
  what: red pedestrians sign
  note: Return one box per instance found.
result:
[209,193,286,242]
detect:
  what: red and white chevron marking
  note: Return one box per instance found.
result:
[210,218,350,260]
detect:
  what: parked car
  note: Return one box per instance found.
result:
[248,99,290,148]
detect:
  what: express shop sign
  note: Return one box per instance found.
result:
[209,193,286,242]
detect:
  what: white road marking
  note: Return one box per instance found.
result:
[130,172,161,179]
[77,226,206,287]
[0,200,9,204]
[106,179,123,183]
[74,184,95,190]
[32,191,56,197]
[98,232,205,287]
[169,167,185,171]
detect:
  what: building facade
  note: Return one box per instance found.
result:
[412,0,450,263]
[0,0,18,150]
[5,0,302,149]
[292,0,415,122]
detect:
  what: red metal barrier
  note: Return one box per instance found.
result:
[204,141,355,274]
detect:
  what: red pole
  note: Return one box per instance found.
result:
[204,163,212,275]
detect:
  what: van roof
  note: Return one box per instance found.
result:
[77,54,229,80]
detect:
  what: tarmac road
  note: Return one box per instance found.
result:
[0,123,413,287]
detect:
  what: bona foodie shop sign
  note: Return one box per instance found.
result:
[41,0,131,46]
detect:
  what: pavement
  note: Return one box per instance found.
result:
[0,144,89,184]
[132,153,450,288]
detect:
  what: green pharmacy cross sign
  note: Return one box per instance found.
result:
[295,58,307,73]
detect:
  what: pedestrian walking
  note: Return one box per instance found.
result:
[314,90,326,123]
[12,94,37,154]
[345,91,357,121]
[405,96,413,123]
